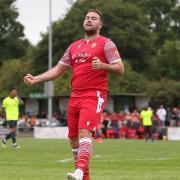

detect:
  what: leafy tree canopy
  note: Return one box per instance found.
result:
[0,59,40,97]
[151,40,180,80]
[0,0,29,61]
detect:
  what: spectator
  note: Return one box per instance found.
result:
[131,109,140,130]
[28,115,37,130]
[166,107,172,126]
[156,105,167,127]
[101,111,110,138]
[171,107,179,127]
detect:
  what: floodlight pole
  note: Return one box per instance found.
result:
[48,0,53,121]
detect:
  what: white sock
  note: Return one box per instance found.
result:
[75,168,83,178]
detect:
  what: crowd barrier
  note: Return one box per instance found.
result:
[34,126,68,139]
[167,127,180,140]
[1,126,180,140]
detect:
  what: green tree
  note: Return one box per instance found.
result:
[151,40,180,80]
[54,70,72,96]
[0,59,40,97]
[108,61,147,94]
[171,5,180,38]
[0,0,28,61]
[142,0,179,46]
[147,79,180,107]
[100,0,155,72]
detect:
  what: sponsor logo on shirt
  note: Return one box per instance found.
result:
[91,43,97,48]
[72,53,91,63]
[72,53,90,60]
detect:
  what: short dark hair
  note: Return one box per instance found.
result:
[86,9,103,23]
[9,87,17,92]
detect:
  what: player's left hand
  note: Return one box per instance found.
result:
[24,74,37,86]
[92,57,103,70]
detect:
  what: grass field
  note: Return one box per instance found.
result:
[1,138,180,180]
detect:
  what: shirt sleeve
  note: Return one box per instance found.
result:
[58,46,71,66]
[15,97,20,105]
[104,40,121,64]
[2,99,6,109]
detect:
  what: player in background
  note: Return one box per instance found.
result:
[140,107,154,142]
[1,88,24,148]
[94,112,104,144]
[24,9,124,180]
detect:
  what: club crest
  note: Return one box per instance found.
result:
[91,43,97,48]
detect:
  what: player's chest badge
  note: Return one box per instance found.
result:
[91,42,97,48]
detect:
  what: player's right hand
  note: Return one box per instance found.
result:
[92,56,103,70]
[24,74,36,86]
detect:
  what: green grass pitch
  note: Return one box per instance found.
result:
[1,138,180,180]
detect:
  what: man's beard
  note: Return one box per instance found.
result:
[84,27,97,36]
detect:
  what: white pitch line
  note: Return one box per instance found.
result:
[56,154,102,163]
[56,158,73,163]
[0,161,29,165]
[94,154,101,158]
[93,154,180,161]
[134,157,179,161]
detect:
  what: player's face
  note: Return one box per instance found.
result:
[83,12,102,35]
[10,89,17,97]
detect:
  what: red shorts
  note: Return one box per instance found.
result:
[67,94,107,139]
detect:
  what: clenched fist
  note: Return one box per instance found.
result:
[24,74,37,86]
[91,57,103,70]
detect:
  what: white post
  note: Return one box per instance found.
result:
[48,0,53,121]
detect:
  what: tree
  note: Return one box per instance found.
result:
[146,79,180,107]
[54,71,72,95]
[142,0,179,47]
[0,0,28,61]
[0,59,40,97]
[171,5,180,38]
[151,40,180,80]
[108,61,147,94]
[100,0,155,72]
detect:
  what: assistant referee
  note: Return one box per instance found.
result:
[1,87,23,148]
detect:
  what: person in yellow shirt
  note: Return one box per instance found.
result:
[1,88,23,148]
[140,106,154,142]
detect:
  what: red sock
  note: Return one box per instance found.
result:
[83,174,91,180]
[72,148,78,168]
[77,138,92,174]
[72,148,90,178]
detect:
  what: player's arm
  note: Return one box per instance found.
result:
[17,97,24,105]
[24,46,71,86]
[24,63,69,86]
[92,57,124,75]
[92,40,124,75]
[15,91,24,105]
